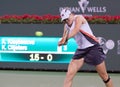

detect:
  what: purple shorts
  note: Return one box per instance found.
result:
[72,44,106,66]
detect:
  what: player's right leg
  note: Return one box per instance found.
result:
[63,58,84,87]
[96,61,114,87]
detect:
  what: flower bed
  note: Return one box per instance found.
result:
[0,14,120,24]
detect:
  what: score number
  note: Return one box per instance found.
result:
[29,53,53,62]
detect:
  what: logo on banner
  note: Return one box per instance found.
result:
[78,0,89,13]
[117,40,120,55]
[97,37,115,54]
[59,0,107,15]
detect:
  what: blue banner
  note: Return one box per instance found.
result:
[0,37,77,63]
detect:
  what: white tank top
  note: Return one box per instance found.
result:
[65,15,98,49]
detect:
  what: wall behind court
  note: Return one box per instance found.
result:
[0,24,120,72]
[0,0,119,16]
[0,0,120,72]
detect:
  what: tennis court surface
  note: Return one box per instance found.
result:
[0,70,119,87]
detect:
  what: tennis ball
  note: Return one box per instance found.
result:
[35,31,43,36]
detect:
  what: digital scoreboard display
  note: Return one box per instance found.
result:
[0,37,77,63]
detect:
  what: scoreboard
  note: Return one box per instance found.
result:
[0,37,77,63]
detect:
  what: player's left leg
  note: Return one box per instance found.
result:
[95,61,114,87]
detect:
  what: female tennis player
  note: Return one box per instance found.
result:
[58,8,114,87]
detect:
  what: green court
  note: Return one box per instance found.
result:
[0,70,119,87]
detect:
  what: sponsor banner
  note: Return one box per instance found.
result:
[0,0,119,15]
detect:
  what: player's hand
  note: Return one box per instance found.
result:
[58,38,67,46]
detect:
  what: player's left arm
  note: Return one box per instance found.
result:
[58,25,68,46]
[68,16,83,39]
